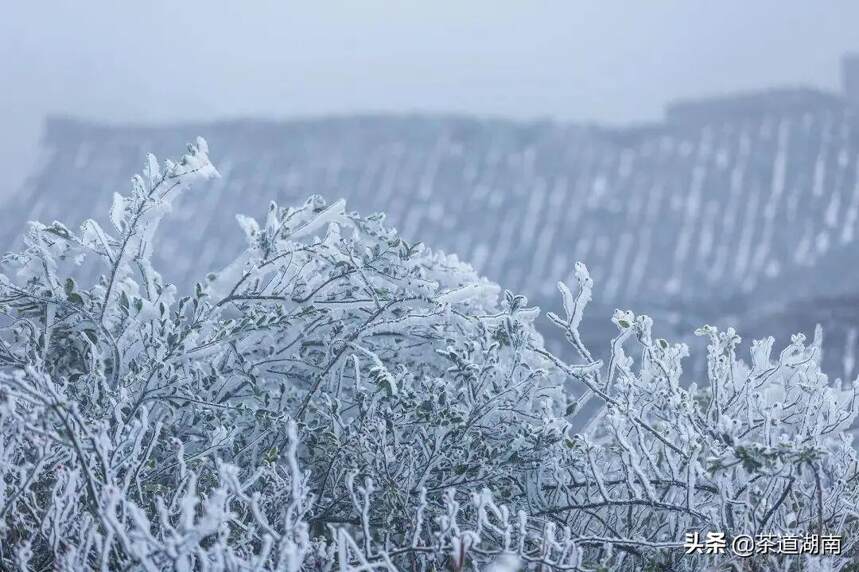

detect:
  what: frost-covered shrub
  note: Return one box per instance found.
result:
[0,140,857,571]
[536,273,859,570]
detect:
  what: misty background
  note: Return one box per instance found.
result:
[2,1,859,199]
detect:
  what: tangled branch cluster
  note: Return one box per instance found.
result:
[0,141,856,571]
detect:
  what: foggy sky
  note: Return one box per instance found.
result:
[2,1,858,197]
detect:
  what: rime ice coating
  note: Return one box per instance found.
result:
[0,142,857,570]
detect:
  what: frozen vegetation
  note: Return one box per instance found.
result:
[0,142,858,570]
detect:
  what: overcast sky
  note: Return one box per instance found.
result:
[2,1,859,196]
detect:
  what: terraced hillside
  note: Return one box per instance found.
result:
[4,99,859,377]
